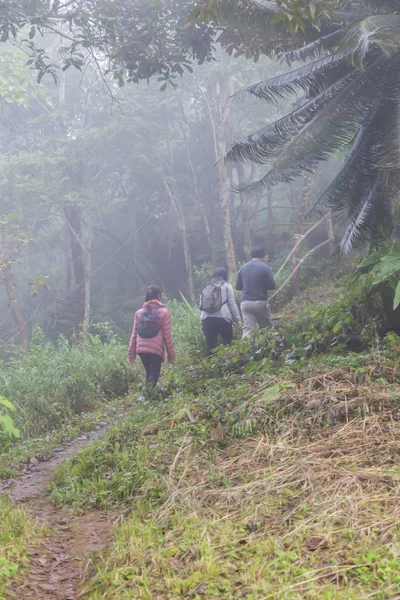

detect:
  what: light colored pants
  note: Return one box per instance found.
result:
[241,300,272,338]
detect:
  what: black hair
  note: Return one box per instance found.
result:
[251,246,266,259]
[145,285,162,302]
[212,267,228,282]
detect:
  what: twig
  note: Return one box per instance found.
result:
[274,214,330,280]
[270,237,334,300]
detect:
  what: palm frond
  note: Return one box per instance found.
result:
[237,52,347,103]
[351,0,400,13]
[235,59,386,196]
[340,177,383,254]
[278,30,343,62]
[308,128,369,217]
[227,70,357,164]
[370,84,400,171]
[310,66,397,219]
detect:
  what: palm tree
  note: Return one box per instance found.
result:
[224,0,400,254]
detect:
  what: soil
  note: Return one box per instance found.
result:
[2,426,116,600]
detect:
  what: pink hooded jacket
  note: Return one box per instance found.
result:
[128,300,175,363]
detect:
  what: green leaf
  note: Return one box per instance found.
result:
[393,281,400,310]
[0,396,16,412]
[0,414,19,439]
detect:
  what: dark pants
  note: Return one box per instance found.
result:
[139,353,163,386]
[202,317,233,355]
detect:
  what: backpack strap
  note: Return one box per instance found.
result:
[220,282,228,307]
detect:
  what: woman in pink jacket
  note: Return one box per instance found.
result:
[128,286,175,389]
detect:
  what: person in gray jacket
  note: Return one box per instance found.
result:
[200,267,242,355]
[235,247,276,338]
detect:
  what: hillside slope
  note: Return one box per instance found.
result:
[42,284,400,599]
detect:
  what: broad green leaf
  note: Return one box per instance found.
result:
[0,414,19,439]
[393,281,400,310]
[0,395,16,412]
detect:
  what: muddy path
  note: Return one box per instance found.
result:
[2,425,117,600]
[0,426,108,502]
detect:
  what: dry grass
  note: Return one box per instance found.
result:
[149,375,400,597]
[83,368,400,598]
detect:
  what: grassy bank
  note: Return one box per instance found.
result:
[0,327,135,442]
[45,281,400,598]
[3,277,400,598]
[50,341,400,598]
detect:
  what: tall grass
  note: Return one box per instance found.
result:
[168,296,204,358]
[0,327,135,438]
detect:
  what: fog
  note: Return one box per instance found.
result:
[0,39,339,350]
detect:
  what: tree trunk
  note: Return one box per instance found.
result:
[216,137,237,275]
[64,204,85,326]
[202,79,237,275]
[178,99,213,261]
[82,214,93,336]
[64,223,72,293]
[162,176,195,304]
[4,267,28,350]
[236,163,253,252]
[326,212,335,250]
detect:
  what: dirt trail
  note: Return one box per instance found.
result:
[2,426,116,600]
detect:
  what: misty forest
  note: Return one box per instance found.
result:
[2,1,400,598]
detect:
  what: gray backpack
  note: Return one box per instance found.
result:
[199,282,226,314]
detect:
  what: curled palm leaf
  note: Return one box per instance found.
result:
[344,14,400,68]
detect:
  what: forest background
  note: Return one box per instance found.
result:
[0,0,345,353]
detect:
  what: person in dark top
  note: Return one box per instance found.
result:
[235,246,276,338]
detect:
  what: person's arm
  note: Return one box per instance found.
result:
[235,268,243,291]
[128,314,138,364]
[226,283,241,323]
[162,309,175,363]
[265,264,276,291]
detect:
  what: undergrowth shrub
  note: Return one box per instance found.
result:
[0,327,135,439]
[282,282,379,359]
[168,297,204,358]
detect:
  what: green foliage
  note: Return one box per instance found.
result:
[272,0,336,34]
[0,46,49,105]
[0,395,19,440]
[193,262,213,297]
[168,296,204,357]
[356,246,400,309]
[283,282,377,358]
[0,327,135,440]
[0,497,38,595]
